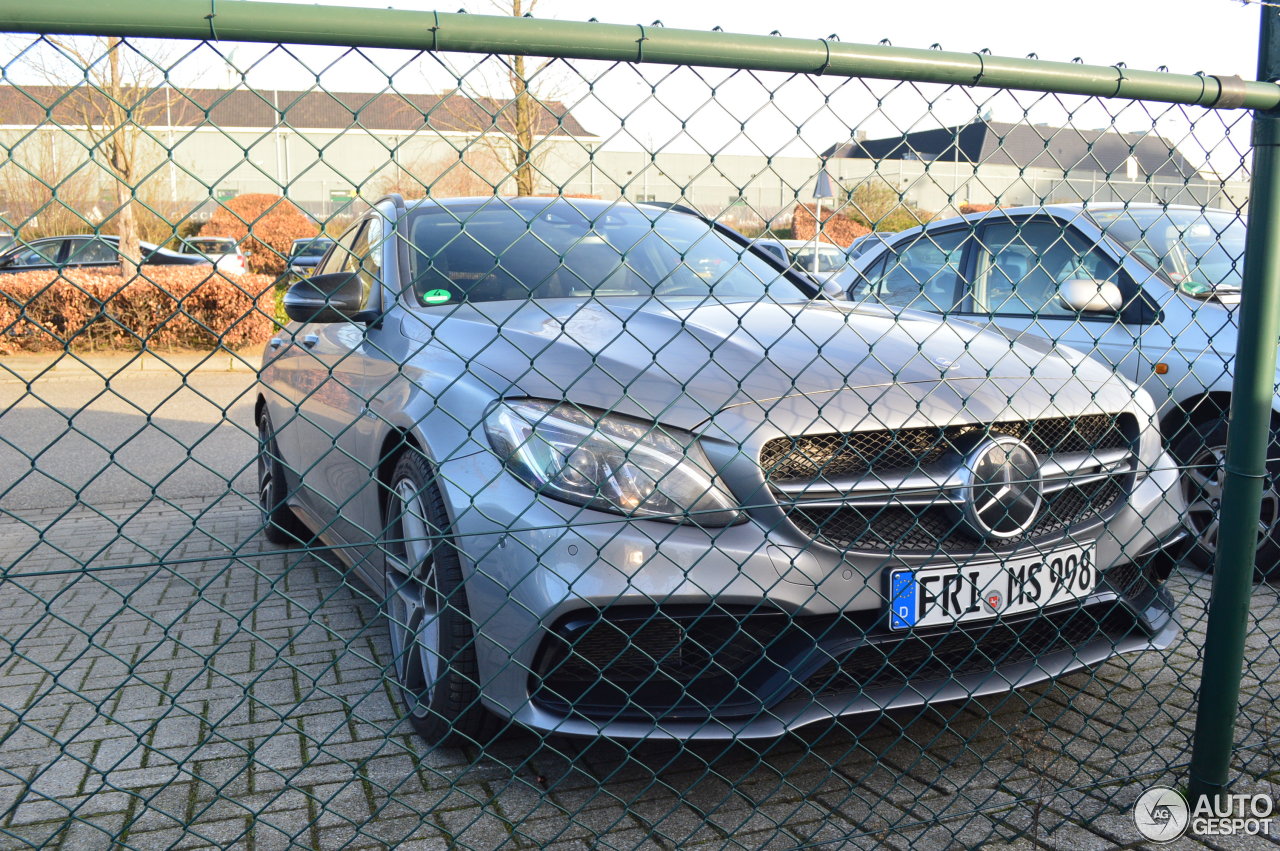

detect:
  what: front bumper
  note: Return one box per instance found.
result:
[442,451,1183,740]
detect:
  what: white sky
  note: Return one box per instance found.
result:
[4,0,1262,170]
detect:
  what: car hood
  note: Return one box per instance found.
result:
[402,297,1121,432]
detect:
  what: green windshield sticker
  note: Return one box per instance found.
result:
[1179,279,1212,297]
[421,288,453,304]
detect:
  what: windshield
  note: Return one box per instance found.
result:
[291,239,332,259]
[1088,208,1245,295]
[405,201,806,304]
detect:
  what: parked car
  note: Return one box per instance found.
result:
[286,236,335,276]
[755,238,849,276]
[847,202,1272,576]
[0,235,210,273]
[257,195,1183,743]
[177,236,248,275]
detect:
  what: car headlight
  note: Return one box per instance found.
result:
[485,399,742,526]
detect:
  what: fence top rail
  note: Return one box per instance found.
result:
[0,0,1275,112]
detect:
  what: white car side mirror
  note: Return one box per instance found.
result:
[819,278,845,300]
[1057,278,1122,312]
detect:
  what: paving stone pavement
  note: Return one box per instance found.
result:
[1,495,1278,850]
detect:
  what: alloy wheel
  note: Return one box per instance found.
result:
[1183,444,1280,555]
[385,476,443,713]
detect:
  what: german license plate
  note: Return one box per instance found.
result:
[887,546,1097,630]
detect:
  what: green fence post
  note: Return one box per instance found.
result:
[1187,0,1280,807]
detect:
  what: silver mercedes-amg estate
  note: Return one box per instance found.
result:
[256,196,1184,744]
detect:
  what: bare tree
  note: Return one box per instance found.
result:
[370,147,508,199]
[436,0,570,196]
[0,132,100,239]
[39,36,170,276]
[506,1,540,197]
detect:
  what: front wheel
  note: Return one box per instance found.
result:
[382,450,498,746]
[1174,415,1280,580]
[256,409,308,545]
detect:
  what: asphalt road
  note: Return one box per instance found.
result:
[0,353,260,514]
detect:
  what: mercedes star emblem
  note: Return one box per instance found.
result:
[961,436,1043,539]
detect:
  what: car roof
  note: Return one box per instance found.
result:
[868,201,1234,249]
[775,239,843,250]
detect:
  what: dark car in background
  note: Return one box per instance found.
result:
[0,235,210,273]
[286,237,336,276]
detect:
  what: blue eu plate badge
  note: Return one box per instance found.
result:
[889,569,917,630]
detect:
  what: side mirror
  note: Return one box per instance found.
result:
[283,272,366,323]
[819,277,845,300]
[1057,278,1122,313]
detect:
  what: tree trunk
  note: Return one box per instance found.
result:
[511,54,536,197]
[107,37,140,279]
[114,179,140,279]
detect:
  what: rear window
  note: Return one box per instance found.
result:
[291,239,333,259]
[405,201,806,305]
[184,239,236,254]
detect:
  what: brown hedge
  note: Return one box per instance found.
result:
[204,194,319,275]
[791,203,872,247]
[0,267,278,354]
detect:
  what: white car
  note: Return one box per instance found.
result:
[755,238,849,277]
[849,202,1274,577]
[178,236,248,275]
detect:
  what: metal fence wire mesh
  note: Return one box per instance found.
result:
[0,7,1278,849]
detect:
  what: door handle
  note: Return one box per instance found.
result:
[302,334,319,348]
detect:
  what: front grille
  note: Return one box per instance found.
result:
[788,476,1126,553]
[766,413,1136,554]
[800,602,1140,698]
[761,414,1132,485]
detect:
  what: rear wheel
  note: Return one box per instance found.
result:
[1174,415,1280,580]
[382,450,498,745]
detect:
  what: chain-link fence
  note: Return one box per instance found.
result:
[1,4,1279,848]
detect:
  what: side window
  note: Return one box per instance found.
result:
[65,238,117,265]
[850,251,887,300]
[351,218,382,309]
[973,220,1121,317]
[317,225,364,278]
[874,229,969,311]
[5,241,61,267]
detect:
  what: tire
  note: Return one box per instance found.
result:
[257,409,308,545]
[382,450,498,746]
[1172,415,1280,581]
